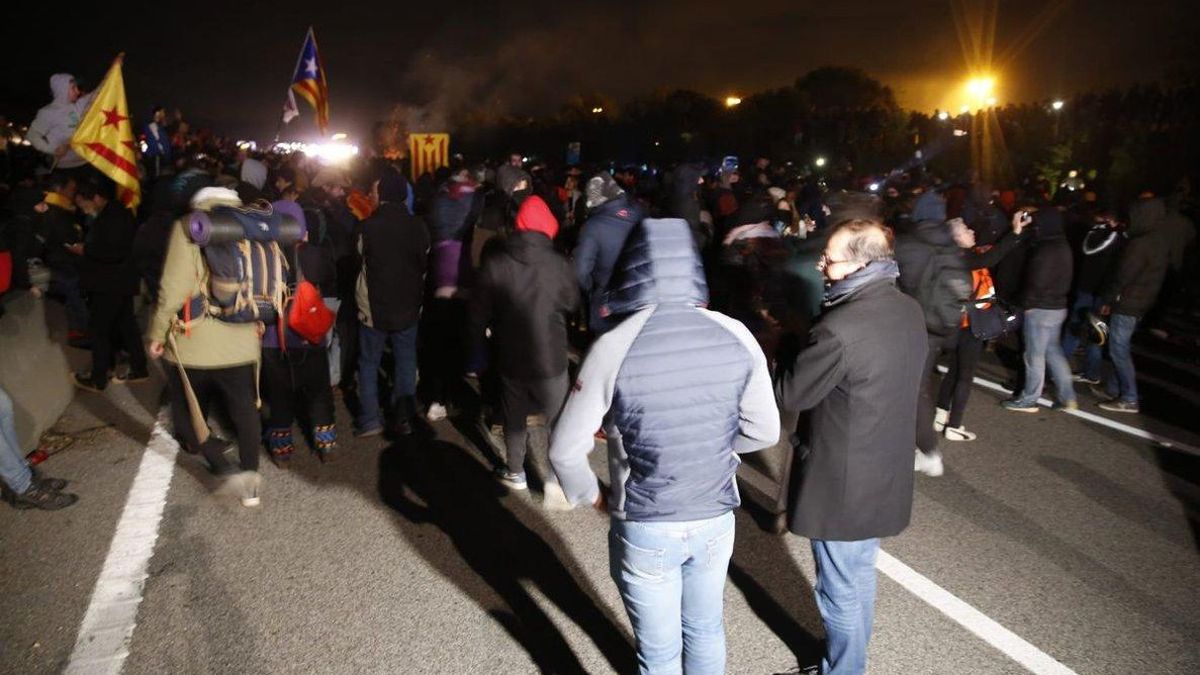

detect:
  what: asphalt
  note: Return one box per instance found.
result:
[1,347,1198,675]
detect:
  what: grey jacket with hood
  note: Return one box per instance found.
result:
[549,218,780,521]
[29,74,96,169]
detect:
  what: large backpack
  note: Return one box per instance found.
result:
[178,203,302,330]
[916,248,972,335]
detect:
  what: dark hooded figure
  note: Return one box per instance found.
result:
[669,162,709,249]
[572,173,644,334]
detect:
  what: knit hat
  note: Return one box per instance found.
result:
[240,158,267,190]
[496,164,532,196]
[586,172,624,209]
[514,195,559,240]
[377,169,409,206]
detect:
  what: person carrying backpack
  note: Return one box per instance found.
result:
[258,200,338,466]
[895,190,972,477]
[146,181,283,507]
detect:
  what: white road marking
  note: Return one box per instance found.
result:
[876,551,1079,675]
[65,409,179,674]
[937,365,1200,456]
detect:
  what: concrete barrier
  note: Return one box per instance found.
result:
[0,291,80,451]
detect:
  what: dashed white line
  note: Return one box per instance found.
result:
[65,409,179,675]
[937,365,1200,456]
[876,551,1079,675]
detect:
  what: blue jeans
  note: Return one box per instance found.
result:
[49,268,88,334]
[356,322,418,431]
[1061,292,1103,380]
[812,538,881,675]
[1105,313,1139,403]
[1015,308,1076,406]
[0,388,33,494]
[609,512,736,675]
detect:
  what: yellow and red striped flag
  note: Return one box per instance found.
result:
[70,53,140,209]
[408,133,450,180]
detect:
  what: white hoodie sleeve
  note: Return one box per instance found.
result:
[698,309,781,453]
[27,108,56,155]
[549,307,654,508]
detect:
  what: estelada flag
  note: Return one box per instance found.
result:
[70,53,140,209]
[408,133,450,180]
[289,28,329,135]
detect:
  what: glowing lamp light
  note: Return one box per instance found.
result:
[937,111,950,121]
[591,107,604,114]
[868,183,880,192]
[725,96,742,108]
[959,105,971,114]
[1051,100,1065,111]
[814,156,827,168]
[331,132,348,141]
[965,76,995,99]
[953,129,968,137]
[1068,170,1078,178]
[985,96,998,107]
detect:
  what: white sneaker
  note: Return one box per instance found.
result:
[914,449,945,477]
[240,472,261,507]
[541,481,573,511]
[943,426,977,442]
[425,402,448,422]
[934,407,949,432]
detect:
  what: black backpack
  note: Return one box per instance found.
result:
[916,248,972,335]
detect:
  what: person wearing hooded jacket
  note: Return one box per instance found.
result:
[549,217,779,675]
[1093,197,1171,413]
[28,74,95,170]
[572,172,643,334]
[894,190,972,476]
[470,195,579,490]
[355,168,430,437]
[1002,207,1078,412]
[776,218,927,675]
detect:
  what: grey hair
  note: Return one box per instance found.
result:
[830,218,894,264]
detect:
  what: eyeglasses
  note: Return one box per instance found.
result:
[817,252,854,271]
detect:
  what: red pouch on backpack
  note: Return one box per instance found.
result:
[0,251,11,295]
[288,279,334,344]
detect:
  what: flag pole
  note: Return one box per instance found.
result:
[274,27,312,144]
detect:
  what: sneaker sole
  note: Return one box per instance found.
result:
[1003,406,1039,413]
[241,497,261,507]
[1098,406,1139,414]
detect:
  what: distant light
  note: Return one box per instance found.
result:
[653,140,661,147]
[965,76,995,100]
[725,96,742,108]
[139,140,149,153]
[591,107,604,114]
[304,141,358,165]
[1051,100,1065,111]
[959,105,971,114]
[937,111,950,121]
[522,156,529,163]
[953,129,968,137]
[236,140,257,151]
[814,156,827,168]
[331,132,348,141]
[1068,170,1078,178]
[985,96,997,107]
[868,182,880,192]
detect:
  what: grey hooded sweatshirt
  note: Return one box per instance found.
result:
[28,74,96,169]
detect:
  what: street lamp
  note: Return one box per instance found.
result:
[1051,100,1064,111]
[725,96,742,108]
[591,107,604,114]
[814,156,827,168]
[937,110,950,121]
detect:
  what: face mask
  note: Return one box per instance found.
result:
[510,188,531,206]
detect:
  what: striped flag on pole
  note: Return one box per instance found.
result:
[408,133,450,181]
[70,53,140,209]
[289,27,329,134]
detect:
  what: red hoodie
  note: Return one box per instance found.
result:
[515,195,559,241]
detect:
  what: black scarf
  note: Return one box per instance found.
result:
[823,259,900,306]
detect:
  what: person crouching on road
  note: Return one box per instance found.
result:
[776,218,927,675]
[550,217,780,674]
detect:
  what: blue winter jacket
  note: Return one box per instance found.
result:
[550,218,780,521]
[572,195,644,333]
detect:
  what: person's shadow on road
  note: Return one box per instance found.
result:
[377,436,634,674]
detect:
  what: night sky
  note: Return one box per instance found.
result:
[2,0,1195,143]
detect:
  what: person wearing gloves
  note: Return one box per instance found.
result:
[549,218,779,674]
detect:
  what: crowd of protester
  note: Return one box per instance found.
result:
[0,70,1197,674]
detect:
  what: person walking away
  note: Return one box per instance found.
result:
[259,200,338,464]
[471,195,579,491]
[894,191,972,476]
[71,175,148,392]
[550,217,779,674]
[1093,196,1171,413]
[572,172,642,335]
[27,74,95,171]
[776,218,926,675]
[1061,214,1123,385]
[1002,207,1079,412]
[355,168,430,437]
[146,184,264,506]
[142,106,172,181]
[0,386,77,510]
[935,212,1027,441]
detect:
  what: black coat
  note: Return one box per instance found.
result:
[360,202,430,331]
[470,230,579,381]
[776,278,927,541]
[1101,198,1170,318]
[1019,236,1073,310]
[80,201,139,296]
[38,204,81,271]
